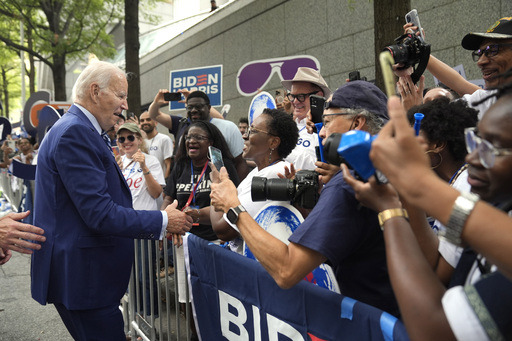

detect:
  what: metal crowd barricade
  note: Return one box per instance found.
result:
[121,239,193,341]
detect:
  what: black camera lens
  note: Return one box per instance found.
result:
[323,133,345,166]
[251,176,267,202]
[251,177,294,202]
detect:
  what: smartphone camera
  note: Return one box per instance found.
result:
[164,92,182,102]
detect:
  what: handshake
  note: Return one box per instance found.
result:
[164,200,194,235]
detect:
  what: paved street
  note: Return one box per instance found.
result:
[0,252,72,341]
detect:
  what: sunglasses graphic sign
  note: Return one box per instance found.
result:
[169,65,223,111]
[236,55,320,96]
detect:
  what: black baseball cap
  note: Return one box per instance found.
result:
[462,17,512,50]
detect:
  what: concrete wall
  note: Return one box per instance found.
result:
[140,0,510,124]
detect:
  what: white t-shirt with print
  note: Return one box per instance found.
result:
[285,118,319,171]
[146,133,173,174]
[122,153,165,210]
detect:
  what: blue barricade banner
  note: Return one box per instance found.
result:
[184,234,410,341]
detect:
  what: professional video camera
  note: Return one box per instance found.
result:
[322,131,387,183]
[384,32,431,84]
[251,170,319,209]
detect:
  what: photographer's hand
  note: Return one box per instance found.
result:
[315,161,339,185]
[342,164,401,212]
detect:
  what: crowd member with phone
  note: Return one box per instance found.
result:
[2,137,36,166]
[274,89,292,114]
[400,16,512,119]
[281,67,331,171]
[343,92,512,340]
[161,120,238,339]
[148,89,249,180]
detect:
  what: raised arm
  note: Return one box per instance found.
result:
[148,89,174,130]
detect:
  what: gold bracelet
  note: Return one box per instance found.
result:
[378,208,409,230]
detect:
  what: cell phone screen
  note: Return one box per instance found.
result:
[208,146,224,171]
[164,92,182,101]
[310,95,325,124]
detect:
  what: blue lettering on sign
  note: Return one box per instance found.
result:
[170,65,223,111]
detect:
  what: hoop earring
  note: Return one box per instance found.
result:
[269,148,274,164]
[426,150,443,169]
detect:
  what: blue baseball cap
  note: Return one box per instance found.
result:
[327,81,389,122]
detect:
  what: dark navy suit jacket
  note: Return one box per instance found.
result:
[31,105,163,310]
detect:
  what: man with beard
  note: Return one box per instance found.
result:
[140,111,173,178]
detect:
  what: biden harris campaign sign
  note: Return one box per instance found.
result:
[169,65,222,111]
[184,234,410,341]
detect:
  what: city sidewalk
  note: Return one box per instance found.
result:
[0,252,72,341]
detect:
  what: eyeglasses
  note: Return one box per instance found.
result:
[184,134,210,141]
[117,135,136,144]
[236,55,320,96]
[245,126,274,137]
[471,43,512,62]
[286,91,319,103]
[464,127,512,168]
[186,104,207,111]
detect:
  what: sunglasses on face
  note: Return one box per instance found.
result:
[471,43,512,62]
[236,56,320,96]
[286,91,319,103]
[465,127,512,168]
[117,135,136,144]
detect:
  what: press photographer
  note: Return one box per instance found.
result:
[211,81,401,316]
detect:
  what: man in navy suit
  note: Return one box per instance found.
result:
[31,61,193,340]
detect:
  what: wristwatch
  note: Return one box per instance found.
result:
[439,192,479,246]
[226,205,247,224]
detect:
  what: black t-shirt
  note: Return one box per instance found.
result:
[165,158,239,241]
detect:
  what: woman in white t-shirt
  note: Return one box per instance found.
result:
[211,108,299,250]
[116,122,165,317]
[117,123,165,210]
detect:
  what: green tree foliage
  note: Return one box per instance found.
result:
[0,0,124,101]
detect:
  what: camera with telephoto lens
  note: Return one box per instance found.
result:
[323,131,388,183]
[384,33,431,84]
[251,170,320,209]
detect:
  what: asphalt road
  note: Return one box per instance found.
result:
[0,252,72,341]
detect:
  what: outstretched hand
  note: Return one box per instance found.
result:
[210,167,240,213]
[0,211,46,254]
[165,200,193,234]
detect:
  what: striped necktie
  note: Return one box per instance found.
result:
[101,132,112,151]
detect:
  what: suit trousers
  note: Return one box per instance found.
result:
[54,302,126,341]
